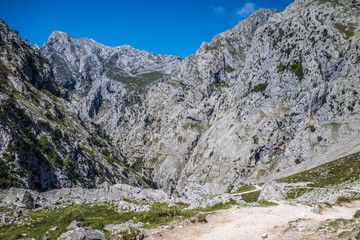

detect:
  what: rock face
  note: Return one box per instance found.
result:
[57,227,106,240]
[1,0,360,198]
[0,20,144,191]
[258,181,287,201]
[40,31,182,120]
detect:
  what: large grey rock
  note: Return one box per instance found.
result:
[104,221,144,235]
[57,227,106,240]
[258,181,287,201]
[22,191,35,209]
[66,220,80,230]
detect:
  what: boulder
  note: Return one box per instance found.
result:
[57,227,106,240]
[22,191,35,209]
[258,181,287,201]
[111,228,148,240]
[104,221,144,235]
[66,220,80,230]
[206,194,244,207]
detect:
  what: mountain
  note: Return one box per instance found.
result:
[0,20,149,191]
[1,0,360,198]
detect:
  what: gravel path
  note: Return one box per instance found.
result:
[147,201,360,240]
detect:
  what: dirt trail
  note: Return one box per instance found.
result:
[147,201,360,240]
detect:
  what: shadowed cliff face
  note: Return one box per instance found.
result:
[0,20,148,191]
[1,0,359,195]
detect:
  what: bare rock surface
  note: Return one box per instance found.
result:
[258,181,287,201]
[57,227,106,240]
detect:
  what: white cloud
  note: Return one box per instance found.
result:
[236,3,256,18]
[211,6,226,15]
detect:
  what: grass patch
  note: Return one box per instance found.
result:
[257,200,278,207]
[202,201,235,212]
[286,188,310,199]
[290,62,304,79]
[0,60,11,75]
[334,23,357,39]
[241,190,261,203]
[106,69,164,91]
[0,202,202,240]
[233,185,256,194]
[251,83,268,93]
[328,218,355,229]
[336,196,351,205]
[354,209,360,218]
[225,64,235,73]
[277,151,360,187]
[183,123,203,132]
[0,206,11,213]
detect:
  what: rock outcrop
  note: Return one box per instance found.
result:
[258,181,287,201]
[57,227,106,240]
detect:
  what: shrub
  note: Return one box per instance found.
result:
[0,158,19,189]
[295,158,301,165]
[251,83,268,93]
[38,135,51,153]
[353,209,360,218]
[196,214,207,223]
[317,136,323,142]
[290,62,304,79]
[309,125,316,132]
[336,196,351,205]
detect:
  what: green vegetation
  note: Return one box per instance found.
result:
[335,196,351,205]
[309,125,316,132]
[183,123,203,132]
[328,218,355,229]
[0,158,19,189]
[80,145,96,159]
[233,185,257,194]
[203,201,236,212]
[106,69,164,90]
[353,209,360,218]
[38,135,51,153]
[0,60,11,75]
[196,214,207,223]
[251,82,268,93]
[279,62,304,80]
[334,23,357,39]
[0,201,238,240]
[225,64,235,73]
[286,188,309,199]
[241,190,261,202]
[277,151,360,187]
[131,158,143,172]
[290,62,304,79]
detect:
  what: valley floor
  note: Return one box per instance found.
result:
[148,201,360,240]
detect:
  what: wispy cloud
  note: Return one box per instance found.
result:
[211,6,226,15]
[236,3,256,18]
[211,2,257,22]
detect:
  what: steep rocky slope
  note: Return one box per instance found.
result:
[0,20,148,191]
[40,31,181,120]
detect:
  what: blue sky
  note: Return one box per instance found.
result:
[0,0,294,58]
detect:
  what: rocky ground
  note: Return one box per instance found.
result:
[147,201,360,240]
